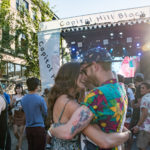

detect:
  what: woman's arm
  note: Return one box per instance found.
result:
[83,124,130,149]
[133,107,148,133]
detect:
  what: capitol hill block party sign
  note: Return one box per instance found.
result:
[40,6,150,31]
[38,30,60,91]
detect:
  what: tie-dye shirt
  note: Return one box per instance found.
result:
[81,79,128,150]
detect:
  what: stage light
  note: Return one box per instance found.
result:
[110,33,114,36]
[110,48,113,53]
[97,46,101,48]
[82,35,86,39]
[119,32,123,38]
[77,56,80,59]
[71,47,76,51]
[122,47,126,51]
[136,43,140,47]
[129,45,132,48]
[138,52,142,56]
[142,42,150,51]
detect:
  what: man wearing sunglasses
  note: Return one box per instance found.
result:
[50,47,128,150]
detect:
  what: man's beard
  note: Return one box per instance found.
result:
[83,74,99,91]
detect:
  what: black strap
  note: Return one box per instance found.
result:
[58,99,70,123]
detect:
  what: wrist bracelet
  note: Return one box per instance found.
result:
[48,130,52,137]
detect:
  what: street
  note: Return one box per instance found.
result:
[10,126,28,150]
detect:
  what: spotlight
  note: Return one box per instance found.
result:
[71,47,76,51]
[82,35,86,39]
[110,48,113,53]
[136,43,140,47]
[119,32,123,35]
[97,46,101,48]
[138,52,142,56]
[122,47,126,51]
[110,33,114,36]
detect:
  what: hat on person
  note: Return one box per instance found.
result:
[82,47,119,63]
[134,73,144,82]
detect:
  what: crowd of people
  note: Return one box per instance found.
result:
[0,47,150,150]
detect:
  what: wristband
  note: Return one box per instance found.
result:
[48,130,52,137]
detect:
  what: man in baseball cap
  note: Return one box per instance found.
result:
[50,47,129,150]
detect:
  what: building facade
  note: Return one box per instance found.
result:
[0,0,58,88]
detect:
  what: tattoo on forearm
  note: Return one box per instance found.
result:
[71,108,91,135]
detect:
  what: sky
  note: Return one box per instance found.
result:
[44,0,150,19]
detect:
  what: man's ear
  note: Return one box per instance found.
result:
[92,61,99,72]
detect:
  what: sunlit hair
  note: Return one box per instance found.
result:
[14,83,24,95]
[47,62,81,123]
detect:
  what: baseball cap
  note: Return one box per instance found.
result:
[134,73,144,82]
[82,47,120,63]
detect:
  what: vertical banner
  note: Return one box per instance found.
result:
[38,29,61,91]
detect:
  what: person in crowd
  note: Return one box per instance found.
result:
[11,83,25,150]
[50,48,129,150]
[21,77,47,150]
[0,83,11,150]
[0,89,8,150]
[129,73,144,129]
[133,81,150,150]
[117,74,125,83]
[128,83,136,95]
[42,88,50,106]
[42,88,51,149]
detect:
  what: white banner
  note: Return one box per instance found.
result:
[40,6,150,31]
[38,30,60,91]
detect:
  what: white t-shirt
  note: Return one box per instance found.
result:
[0,95,6,115]
[13,95,23,111]
[127,88,135,102]
[140,93,150,132]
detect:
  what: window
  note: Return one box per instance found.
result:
[20,33,26,49]
[16,0,29,11]
[16,0,19,10]
[15,64,21,77]
[32,11,36,20]
[24,0,29,10]
[21,66,26,76]
[8,63,14,77]
[16,32,27,52]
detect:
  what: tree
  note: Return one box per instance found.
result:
[0,0,54,78]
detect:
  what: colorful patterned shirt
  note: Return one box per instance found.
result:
[140,93,150,133]
[81,79,128,150]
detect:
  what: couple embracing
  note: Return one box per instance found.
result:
[48,47,130,150]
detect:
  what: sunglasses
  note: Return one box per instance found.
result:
[80,63,93,76]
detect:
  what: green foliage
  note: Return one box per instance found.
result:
[0,0,15,50]
[0,0,54,78]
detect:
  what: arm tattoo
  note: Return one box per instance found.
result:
[71,108,91,135]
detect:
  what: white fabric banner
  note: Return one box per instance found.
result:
[38,29,60,91]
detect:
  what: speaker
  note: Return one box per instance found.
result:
[140,51,150,80]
